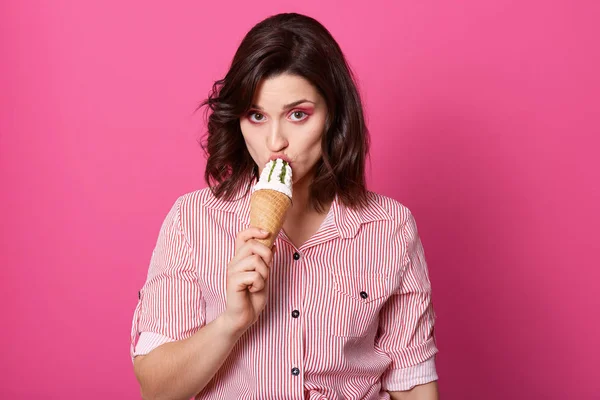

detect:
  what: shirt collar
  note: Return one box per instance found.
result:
[329,192,392,238]
[203,179,392,239]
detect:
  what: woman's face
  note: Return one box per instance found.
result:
[240,73,328,186]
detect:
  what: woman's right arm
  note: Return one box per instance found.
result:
[133,314,243,400]
[133,225,274,400]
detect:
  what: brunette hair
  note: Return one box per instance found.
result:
[198,12,370,212]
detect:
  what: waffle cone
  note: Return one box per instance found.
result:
[249,189,292,248]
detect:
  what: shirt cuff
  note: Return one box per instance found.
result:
[381,356,438,391]
[130,331,175,363]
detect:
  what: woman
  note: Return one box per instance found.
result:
[131,12,439,400]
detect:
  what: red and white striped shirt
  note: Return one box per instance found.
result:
[130,182,438,399]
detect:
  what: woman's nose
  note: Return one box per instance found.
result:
[267,127,288,152]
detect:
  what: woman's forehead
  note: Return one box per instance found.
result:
[252,74,321,107]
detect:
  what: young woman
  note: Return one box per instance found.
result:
[131,12,439,400]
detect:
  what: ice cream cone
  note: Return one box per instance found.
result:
[249,158,293,247]
[249,189,292,247]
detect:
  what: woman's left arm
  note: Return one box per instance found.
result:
[375,209,439,392]
[388,381,439,400]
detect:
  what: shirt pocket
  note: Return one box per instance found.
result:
[327,273,394,337]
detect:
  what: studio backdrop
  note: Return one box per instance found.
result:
[1,1,598,399]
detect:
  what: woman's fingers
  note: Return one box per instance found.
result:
[230,271,266,293]
[229,254,270,282]
[235,227,269,252]
[239,240,274,265]
[228,227,275,293]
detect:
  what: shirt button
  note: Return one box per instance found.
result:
[291,310,300,318]
[291,367,300,376]
[360,291,368,299]
[293,252,300,260]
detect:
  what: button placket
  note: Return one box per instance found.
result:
[289,248,304,391]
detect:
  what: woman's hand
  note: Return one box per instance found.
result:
[222,227,275,335]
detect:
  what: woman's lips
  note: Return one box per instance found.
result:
[268,154,292,166]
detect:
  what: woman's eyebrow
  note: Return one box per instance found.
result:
[251,99,316,111]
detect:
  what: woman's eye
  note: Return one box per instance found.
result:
[249,112,265,123]
[290,111,307,121]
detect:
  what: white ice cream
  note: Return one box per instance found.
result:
[253,159,293,198]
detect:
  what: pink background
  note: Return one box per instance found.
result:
[2,1,598,399]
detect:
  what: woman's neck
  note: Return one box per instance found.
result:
[288,173,319,217]
[282,176,332,248]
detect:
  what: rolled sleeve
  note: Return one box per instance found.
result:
[376,210,439,391]
[380,356,438,392]
[130,196,205,363]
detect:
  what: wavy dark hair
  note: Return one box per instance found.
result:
[197,12,370,212]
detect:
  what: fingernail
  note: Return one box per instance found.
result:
[260,229,269,234]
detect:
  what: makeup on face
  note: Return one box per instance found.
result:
[245,100,316,124]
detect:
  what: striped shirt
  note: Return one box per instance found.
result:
[130,181,439,399]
